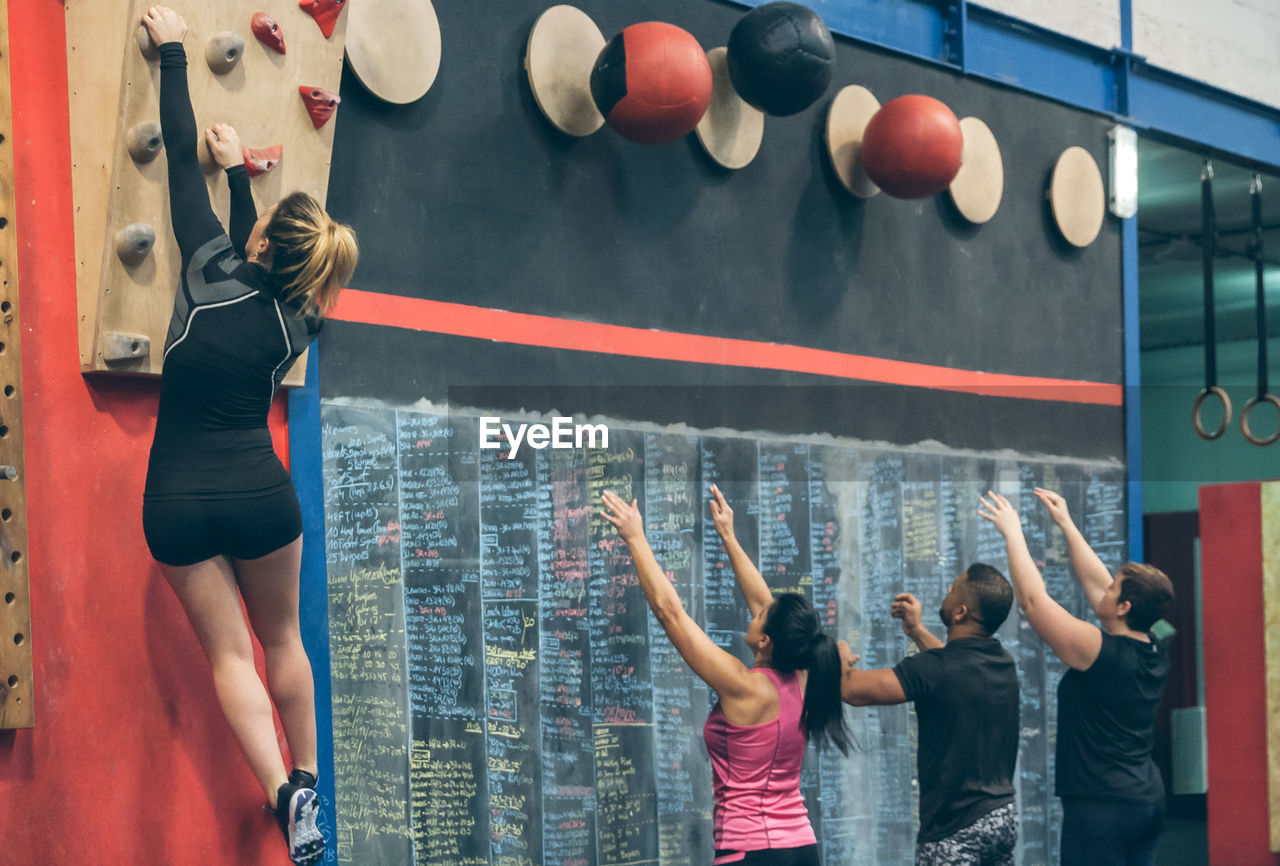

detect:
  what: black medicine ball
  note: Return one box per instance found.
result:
[726,2,835,117]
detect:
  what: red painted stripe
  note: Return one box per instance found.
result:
[330,289,1123,406]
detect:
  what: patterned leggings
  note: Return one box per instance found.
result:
[915,801,1018,866]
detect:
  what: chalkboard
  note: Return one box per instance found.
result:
[321,402,1126,865]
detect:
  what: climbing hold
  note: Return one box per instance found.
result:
[251,13,287,54]
[206,31,246,74]
[242,144,283,177]
[299,86,341,128]
[115,223,156,266]
[299,0,347,39]
[126,121,164,164]
[102,332,151,363]
[137,25,160,61]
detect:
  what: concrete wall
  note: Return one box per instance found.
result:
[978,0,1121,49]
[1132,0,1280,108]
[976,0,1280,109]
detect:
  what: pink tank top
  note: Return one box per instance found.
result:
[702,667,816,854]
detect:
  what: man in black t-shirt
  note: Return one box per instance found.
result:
[839,564,1021,866]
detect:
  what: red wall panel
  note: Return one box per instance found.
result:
[1200,481,1278,865]
[0,3,291,862]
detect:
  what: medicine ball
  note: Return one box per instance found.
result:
[726,2,835,116]
[590,22,713,145]
[859,94,964,199]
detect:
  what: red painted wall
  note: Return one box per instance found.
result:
[0,3,293,863]
[1200,481,1279,865]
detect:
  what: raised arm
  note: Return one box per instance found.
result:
[1034,487,1115,614]
[708,484,774,616]
[600,492,759,700]
[837,641,907,706]
[979,492,1102,670]
[145,8,225,263]
[891,592,944,651]
[204,124,259,257]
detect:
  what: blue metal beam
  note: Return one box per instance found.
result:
[1128,66,1280,171]
[804,0,947,64]
[963,6,1118,115]
[942,1,967,70]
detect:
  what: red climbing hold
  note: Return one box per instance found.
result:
[300,86,341,128]
[251,13,286,54]
[242,144,283,177]
[299,0,346,39]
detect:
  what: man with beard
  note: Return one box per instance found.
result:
[839,564,1021,866]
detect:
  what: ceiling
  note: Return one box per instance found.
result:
[1137,137,1280,352]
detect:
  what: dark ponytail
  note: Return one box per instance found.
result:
[764,593,849,755]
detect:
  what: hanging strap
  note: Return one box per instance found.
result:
[1193,160,1232,439]
[1241,172,1280,445]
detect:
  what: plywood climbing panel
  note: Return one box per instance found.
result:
[66,0,349,381]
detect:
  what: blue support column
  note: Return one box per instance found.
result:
[1121,215,1144,561]
[287,348,337,840]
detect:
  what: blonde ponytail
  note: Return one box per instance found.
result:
[263,191,358,316]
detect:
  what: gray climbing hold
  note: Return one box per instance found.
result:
[137,26,160,61]
[115,223,156,266]
[127,121,164,164]
[205,31,246,74]
[103,331,151,362]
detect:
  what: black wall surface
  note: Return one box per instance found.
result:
[320,0,1125,459]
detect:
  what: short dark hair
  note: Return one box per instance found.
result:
[1117,563,1174,632]
[963,562,1013,636]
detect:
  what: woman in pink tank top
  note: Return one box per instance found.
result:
[602,486,848,865]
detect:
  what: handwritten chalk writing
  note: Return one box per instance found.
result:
[323,405,1122,866]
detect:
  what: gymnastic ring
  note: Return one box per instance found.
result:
[1240,393,1280,446]
[1192,386,1232,440]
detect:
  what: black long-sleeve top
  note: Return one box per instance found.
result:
[144,42,320,501]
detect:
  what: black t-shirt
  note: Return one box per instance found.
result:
[1055,630,1170,802]
[893,637,1020,843]
[145,44,321,502]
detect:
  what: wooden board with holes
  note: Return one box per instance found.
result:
[66,1,349,381]
[1264,481,1280,852]
[0,0,33,730]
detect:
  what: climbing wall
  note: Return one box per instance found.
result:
[66,0,348,380]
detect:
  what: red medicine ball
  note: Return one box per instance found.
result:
[860,95,964,199]
[590,22,713,145]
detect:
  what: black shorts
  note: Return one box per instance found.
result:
[714,844,820,866]
[143,484,303,566]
